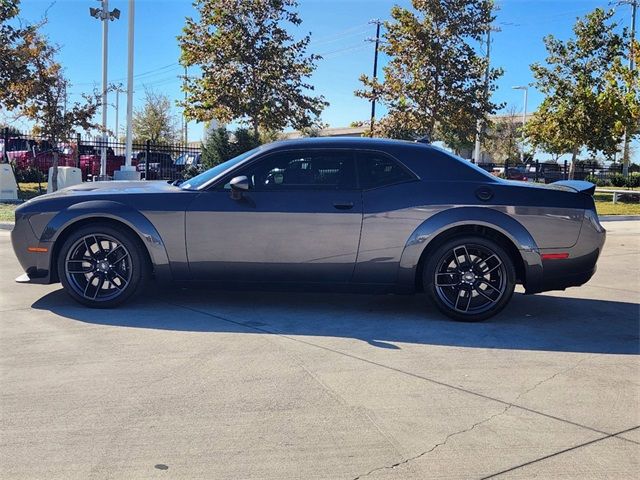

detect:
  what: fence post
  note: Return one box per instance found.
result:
[535,160,539,183]
[563,160,568,180]
[76,133,81,169]
[145,140,150,180]
[2,127,9,163]
[505,159,509,178]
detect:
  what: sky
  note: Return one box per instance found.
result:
[11,0,638,160]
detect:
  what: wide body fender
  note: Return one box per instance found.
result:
[396,206,543,293]
[39,200,172,282]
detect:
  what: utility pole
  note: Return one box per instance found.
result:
[619,0,637,177]
[474,23,497,164]
[512,86,528,163]
[367,19,383,133]
[184,66,188,145]
[89,1,120,179]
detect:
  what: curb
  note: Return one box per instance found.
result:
[0,222,14,231]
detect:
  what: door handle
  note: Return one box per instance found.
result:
[333,201,354,210]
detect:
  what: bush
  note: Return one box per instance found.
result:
[627,172,640,188]
[610,173,627,188]
[13,166,45,183]
[584,174,609,187]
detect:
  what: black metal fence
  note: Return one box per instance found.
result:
[2,127,638,187]
[475,160,639,187]
[1,127,202,183]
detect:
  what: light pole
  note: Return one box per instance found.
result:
[113,84,125,140]
[512,85,528,163]
[366,19,383,133]
[89,1,120,179]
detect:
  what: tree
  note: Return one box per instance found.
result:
[179,0,327,136]
[484,107,523,163]
[1,5,102,191]
[0,0,38,111]
[132,89,179,144]
[526,8,637,178]
[201,127,261,170]
[355,0,503,145]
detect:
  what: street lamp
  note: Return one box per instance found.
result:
[512,85,528,163]
[90,1,120,179]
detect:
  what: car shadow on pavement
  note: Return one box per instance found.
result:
[31,287,639,355]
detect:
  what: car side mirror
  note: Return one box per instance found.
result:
[229,175,249,200]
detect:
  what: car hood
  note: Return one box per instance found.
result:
[25,180,180,204]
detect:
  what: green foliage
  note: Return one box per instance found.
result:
[132,89,179,144]
[484,107,522,162]
[355,0,503,143]
[526,8,638,177]
[610,173,627,187]
[0,0,38,110]
[201,127,261,170]
[584,174,609,187]
[14,166,45,183]
[179,0,327,134]
[626,172,640,188]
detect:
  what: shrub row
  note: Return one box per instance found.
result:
[584,173,640,188]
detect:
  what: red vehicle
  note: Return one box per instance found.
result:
[79,147,136,180]
[2,137,75,173]
[506,167,528,182]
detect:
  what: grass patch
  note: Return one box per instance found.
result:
[0,203,16,222]
[18,182,47,200]
[595,199,640,216]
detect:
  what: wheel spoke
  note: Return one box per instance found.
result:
[454,289,472,312]
[93,236,106,256]
[67,260,94,274]
[436,272,460,287]
[474,286,496,302]
[107,245,129,264]
[453,245,472,267]
[479,281,502,295]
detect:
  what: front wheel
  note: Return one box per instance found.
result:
[57,223,149,308]
[423,236,516,322]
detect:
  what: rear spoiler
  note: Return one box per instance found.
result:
[551,180,596,196]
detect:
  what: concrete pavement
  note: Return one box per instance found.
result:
[1,221,638,479]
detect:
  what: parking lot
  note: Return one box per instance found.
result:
[0,220,638,479]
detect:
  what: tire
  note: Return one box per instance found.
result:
[423,236,516,322]
[57,223,149,308]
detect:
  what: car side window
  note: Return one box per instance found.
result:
[358,152,416,189]
[232,150,357,191]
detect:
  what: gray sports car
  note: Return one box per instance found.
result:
[11,137,606,321]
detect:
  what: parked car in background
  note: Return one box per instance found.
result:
[135,151,175,180]
[506,167,528,182]
[539,162,564,184]
[79,147,131,180]
[11,137,606,322]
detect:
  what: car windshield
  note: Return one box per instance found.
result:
[180,147,262,190]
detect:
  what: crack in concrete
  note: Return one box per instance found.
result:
[349,355,597,480]
[351,406,511,480]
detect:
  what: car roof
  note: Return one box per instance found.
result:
[262,136,428,152]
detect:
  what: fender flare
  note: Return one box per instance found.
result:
[41,200,172,282]
[396,206,542,292]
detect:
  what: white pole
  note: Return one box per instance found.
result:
[100,0,109,178]
[521,88,528,163]
[115,89,119,140]
[125,0,135,168]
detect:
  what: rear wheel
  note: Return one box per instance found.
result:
[423,236,516,322]
[57,223,149,308]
